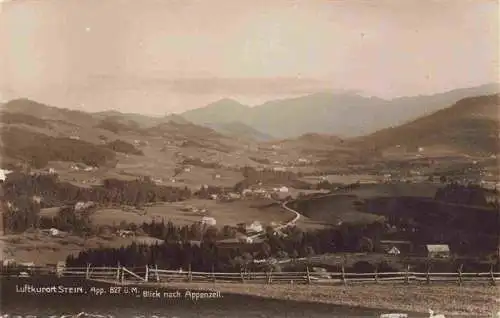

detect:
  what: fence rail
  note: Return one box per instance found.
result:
[4,265,497,286]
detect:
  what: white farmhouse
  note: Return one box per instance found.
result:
[0,169,13,182]
[279,186,289,193]
[237,235,254,244]
[201,216,216,226]
[49,228,60,237]
[387,246,401,256]
[246,221,263,234]
[2,259,16,266]
[74,201,95,212]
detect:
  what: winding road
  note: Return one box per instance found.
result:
[249,200,302,240]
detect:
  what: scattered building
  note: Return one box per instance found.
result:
[32,195,42,204]
[2,259,16,267]
[387,246,401,256]
[74,201,95,212]
[201,216,216,226]
[19,262,35,268]
[152,177,163,185]
[49,228,60,237]
[380,240,413,254]
[245,221,263,234]
[0,169,13,182]
[426,244,451,259]
[118,230,135,238]
[278,186,289,193]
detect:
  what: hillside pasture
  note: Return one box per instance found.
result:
[294,194,383,226]
[91,198,295,228]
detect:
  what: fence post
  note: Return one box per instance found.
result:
[121,266,124,283]
[341,264,347,286]
[145,265,149,282]
[188,263,192,282]
[85,264,91,279]
[374,266,379,284]
[490,264,496,286]
[426,263,431,285]
[405,265,410,284]
[155,264,159,282]
[458,264,463,286]
[116,266,120,282]
[268,268,273,284]
[241,266,245,283]
[212,264,216,283]
[306,266,311,284]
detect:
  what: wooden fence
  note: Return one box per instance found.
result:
[10,264,497,286]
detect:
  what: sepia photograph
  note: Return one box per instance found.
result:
[0,0,499,317]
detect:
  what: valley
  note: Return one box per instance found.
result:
[0,92,499,281]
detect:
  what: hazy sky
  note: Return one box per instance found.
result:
[1,0,498,114]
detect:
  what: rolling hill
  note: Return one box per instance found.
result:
[203,121,274,141]
[179,84,500,139]
[349,94,500,157]
[0,99,251,174]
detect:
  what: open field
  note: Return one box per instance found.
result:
[0,231,142,264]
[89,198,295,228]
[133,280,500,316]
[294,194,383,225]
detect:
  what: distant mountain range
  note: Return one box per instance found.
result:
[179,84,500,139]
[349,93,500,157]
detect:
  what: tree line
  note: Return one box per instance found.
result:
[103,140,144,156]
[2,127,117,168]
[66,220,389,272]
[0,172,192,234]
[65,219,497,273]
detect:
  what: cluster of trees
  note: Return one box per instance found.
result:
[241,167,297,184]
[104,140,143,156]
[362,194,499,255]
[1,194,41,233]
[1,127,117,168]
[181,157,221,169]
[1,173,192,234]
[435,183,498,208]
[66,220,388,272]
[194,185,232,199]
[315,180,361,192]
[249,157,271,164]
[140,219,237,242]
[40,204,95,235]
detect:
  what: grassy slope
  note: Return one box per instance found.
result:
[351,94,500,156]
